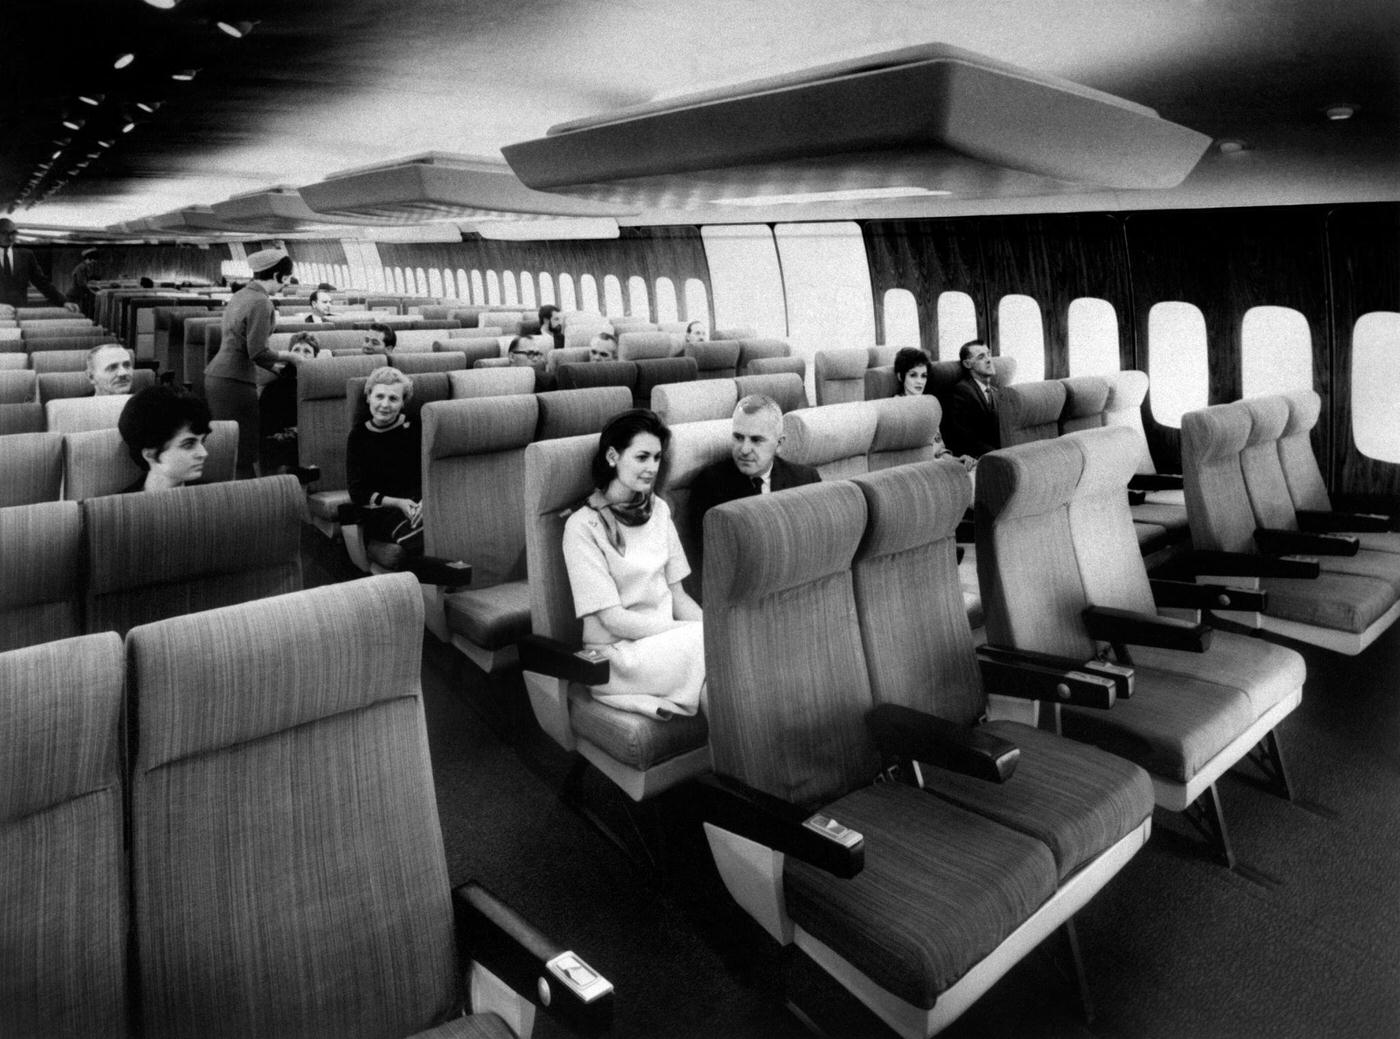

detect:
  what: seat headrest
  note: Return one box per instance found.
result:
[297,355,383,402]
[524,434,597,514]
[422,395,538,459]
[1180,400,1252,463]
[870,395,941,453]
[816,348,869,381]
[556,359,637,391]
[1002,380,1067,433]
[781,401,878,468]
[652,379,737,423]
[853,460,970,559]
[617,331,680,361]
[1069,426,1143,497]
[0,369,37,404]
[735,372,807,413]
[1104,369,1149,411]
[976,436,1084,522]
[1060,376,1110,421]
[1280,390,1321,437]
[684,341,741,370]
[704,481,866,607]
[535,386,634,441]
[666,419,734,486]
[1245,395,1290,445]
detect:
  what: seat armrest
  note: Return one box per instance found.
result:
[519,633,610,686]
[976,644,1124,705]
[1296,509,1393,533]
[402,555,472,590]
[1185,550,1321,580]
[337,501,367,526]
[1150,579,1266,612]
[454,881,614,1036]
[1127,489,1147,506]
[275,463,321,486]
[1129,472,1184,492]
[1254,527,1359,557]
[868,703,1019,783]
[693,774,864,879]
[1083,605,1212,653]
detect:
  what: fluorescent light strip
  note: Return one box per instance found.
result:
[709,187,952,206]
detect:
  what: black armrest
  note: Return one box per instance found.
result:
[1083,605,1212,653]
[519,633,610,686]
[1150,579,1266,612]
[1254,527,1359,557]
[402,555,472,590]
[1186,550,1321,580]
[278,464,320,487]
[955,518,975,543]
[1127,489,1147,507]
[337,501,367,526]
[454,881,613,1036]
[694,773,864,879]
[1129,473,1184,492]
[1296,509,1392,534]
[975,645,1123,707]
[868,703,1018,784]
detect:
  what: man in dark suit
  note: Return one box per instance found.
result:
[0,219,75,310]
[304,288,334,323]
[944,338,1001,457]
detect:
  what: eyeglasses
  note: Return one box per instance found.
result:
[512,350,545,360]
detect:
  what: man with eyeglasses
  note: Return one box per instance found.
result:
[508,334,555,390]
[945,338,1001,458]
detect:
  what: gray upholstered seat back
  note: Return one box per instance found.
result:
[998,379,1067,448]
[0,431,63,506]
[868,395,942,471]
[782,400,879,479]
[1277,390,1331,512]
[62,421,238,501]
[0,500,82,650]
[814,347,869,406]
[296,355,383,489]
[1181,399,1261,555]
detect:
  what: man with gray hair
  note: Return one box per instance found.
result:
[690,393,820,522]
[85,343,135,396]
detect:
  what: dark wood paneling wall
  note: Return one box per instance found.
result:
[374,226,713,324]
[35,244,228,294]
[864,219,983,352]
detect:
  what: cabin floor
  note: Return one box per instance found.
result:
[303,529,1400,1039]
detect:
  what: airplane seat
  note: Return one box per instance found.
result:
[29,350,93,374]
[0,631,127,1036]
[663,417,735,603]
[863,364,898,399]
[813,347,868,405]
[780,400,879,480]
[734,371,808,413]
[732,337,790,373]
[867,395,942,471]
[437,339,500,367]
[447,326,507,341]
[39,368,156,403]
[520,434,710,804]
[1058,375,1111,434]
[651,379,738,425]
[126,574,611,1039]
[535,386,633,442]
[408,318,462,331]
[979,427,1304,865]
[296,354,382,536]
[867,345,899,368]
[0,353,25,369]
[473,356,512,369]
[62,421,238,500]
[23,334,118,355]
[0,403,46,434]
[710,327,757,341]
[545,346,589,372]
[996,379,1066,448]
[617,331,681,360]
[448,367,536,398]
[82,474,304,637]
[0,431,63,506]
[1095,370,1190,560]
[45,394,130,433]
[394,351,468,374]
[743,355,806,381]
[0,500,83,650]
[0,368,38,403]
[555,359,637,395]
[633,356,698,409]
[682,339,741,380]
[390,329,454,352]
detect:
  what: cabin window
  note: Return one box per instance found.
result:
[383,267,394,293]
[454,269,469,302]
[520,272,537,309]
[603,275,624,316]
[539,272,555,305]
[936,291,977,360]
[580,274,599,314]
[558,273,577,311]
[997,294,1045,383]
[683,278,709,325]
[1351,311,1400,462]
[1148,301,1209,428]
[882,288,920,347]
[428,269,444,297]
[1242,306,1312,398]
[628,276,650,320]
[1068,297,1121,376]
[655,277,678,323]
[486,270,501,305]
[502,271,519,306]
[775,223,875,367]
[701,225,786,337]
[470,270,484,302]
[403,268,417,293]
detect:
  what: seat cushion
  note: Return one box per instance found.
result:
[1132,631,1304,720]
[568,686,709,770]
[1130,501,1189,533]
[1315,547,1400,591]
[1132,520,1170,554]
[308,489,351,522]
[1350,531,1400,555]
[1261,571,1396,634]
[444,581,531,650]
[1061,669,1255,784]
[921,722,1153,879]
[412,1012,515,1039]
[784,781,1056,1010]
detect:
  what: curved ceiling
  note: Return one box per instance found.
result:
[6,0,1398,237]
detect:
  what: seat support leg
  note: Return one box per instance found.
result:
[1247,730,1294,802]
[1061,919,1095,1026]
[560,757,662,872]
[1182,783,1236,869]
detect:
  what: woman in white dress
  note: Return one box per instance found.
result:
[562,409,705,720]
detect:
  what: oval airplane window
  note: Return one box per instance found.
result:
[428,269,443,298]
[382,267,394,292]
[414,268,427,295]
[1242,306,1312,398]
[519,272,537,309]
[579,274,599,314]
[337,265,349,290]
[455,269,469,302]
[883,288,920,347]
[1068,297,1121,376]
[937,291,977,360]
[628,276,650,320]
[486,270,500,305]
[538,272,555,306]
[684,278,709,325]
[558,273,576,312]
[655,277,678,323]
[997,294,1045,383]
[470,270,484,302]
[603,275,624,316]
[1148,301,1209,428]
[393,268,406,294]
[404,268,418,294]
[1352,312,1400,462]
[502,271,518,306]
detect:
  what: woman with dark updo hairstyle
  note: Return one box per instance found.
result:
[891,346,977,470]
[117,385,212,492]
[561,409,704,720]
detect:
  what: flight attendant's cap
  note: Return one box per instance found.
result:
[81,247,99,258]
[247,247,290,275]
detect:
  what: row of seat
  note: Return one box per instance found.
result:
[1,573,610,1039]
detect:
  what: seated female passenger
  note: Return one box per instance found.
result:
[563,409,704,720]
[893,346,976,472]
[346,366,423,556]
[259,331,320,473]
[117,385,211,492]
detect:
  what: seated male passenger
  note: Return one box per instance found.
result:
[346,366,423,558]
[944,338,1001,458]
[86,343,135,396]
[117,385,211,493]
[305,288,334,323]
[508,334,556,390]
[691,394,820,521]
[361,322,396,356]
[588,331,618,362]
[684,321,707,345]
[538,304,565,349]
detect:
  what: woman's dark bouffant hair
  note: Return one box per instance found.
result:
[893,347,934,395]
[118,385,212,470]
[590,409,671,492]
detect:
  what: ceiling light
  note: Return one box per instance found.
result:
[122,122,137,133]
[135,100,162,114]
[710,187,953,206]
[1325,104,1357,121]
[171,69,199,81]
[143,0,181,8]
[113,53,136,69]
[1216,139,1250,154]
[50,150,63,160]
[216,20,256,38]
[97,139,115,148]
[78,94,104,106]
[62,118,84,131]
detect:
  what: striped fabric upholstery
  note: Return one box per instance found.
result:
[1065,426,1158,614]
[998,379,1067,448]
[347,373,452,431]
[128,575,463,1039]
[555,359,636,393]
[0,501,82,651]
[0,632,127,1039]
[734,371,807,413]
[545,347,590,372]
[1181,399,1257,554]
[0,369,37,403]
[45,394,130,433]
[39,369,156,403]
[395,351,467,374]
[1240,396,1299,531]
[28,350,91,374]
[711,327,757,341]
[0,402,44,434]
[83,474,303,636]
[1059,375,1111,434]
[535,386,633,441]
[781,401,878,480]
[703,481,877,805]
[0,431,63,506]
[617,331,681,360]
[663,418,733,599]
[448,366,534,398]
[743,355,806,380]
[297,354,384,494]
[868,395,941,471]
[1278,390,1330,511]
[63,421,238,501]
[634,356,698,408]
[0,353,25,368]
[652,379,736,424]
[438,340,503,369]
[683,340,741,380]
[732,338,790,371]
[813,348,868,406]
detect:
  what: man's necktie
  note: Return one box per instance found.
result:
[2,250,10,278]
[750,476,764,494]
